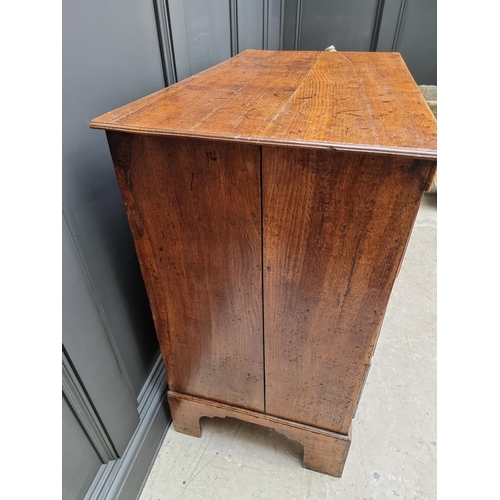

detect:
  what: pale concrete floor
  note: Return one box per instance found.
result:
[140,193,437,500]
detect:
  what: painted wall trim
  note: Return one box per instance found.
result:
[370,0,386,51]
[153,0,177,86]
[62,209,137,406]
[294,0,303,50]
[229,0,239,56]
[137,353,165,418]
[84,354,170,500]
[392,0,409,51]
[263,0,270,49]
[279,0,285,50]
[62,347,119,463]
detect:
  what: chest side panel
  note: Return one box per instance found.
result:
[262,146,434,433]
[107,132,264,412]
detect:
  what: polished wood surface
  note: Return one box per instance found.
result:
[96,50,437,477]
[168,391,351,477]
[262,147,435,434]
[107,132,264,411]
[91,50,437,160]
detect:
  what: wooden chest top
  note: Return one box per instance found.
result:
[90,50,437,160]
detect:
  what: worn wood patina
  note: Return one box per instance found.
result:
[91,50,437,477]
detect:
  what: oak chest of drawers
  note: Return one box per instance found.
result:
[91,50,437,477]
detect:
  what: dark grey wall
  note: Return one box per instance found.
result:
[392,0,437,85]
[62,219,139,456]
[158,0,283,84]
[63,1,170,499]
[158,0,436,86]
[282,0,436,84]
[62,0,165,398]
[295,0,381,51]
[62,396,102,500]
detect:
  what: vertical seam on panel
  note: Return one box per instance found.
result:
[153,0,178,86]
[263,0,269,50]
[392,0,409,52]
[260,145,267,413]
[370,0,386,52]
[279,0,285,50]
[229,0,239,56]
[62,208,137,402]
[294,0,303,50]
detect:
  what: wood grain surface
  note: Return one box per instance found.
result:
[262,146,435,434]
[168,391,351,477]
[91,50,437,159]
[106,132,265,412]
[95,50,438,477]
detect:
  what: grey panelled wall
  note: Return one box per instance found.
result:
[237,1,265,52]
[62,397,102,500]
[62,0,171,498]
[285,0,437,84]
[294,0,381,51]
[156,0,283,84]
[62,218,139,456]
[169,0,232,81]
[376,0,437,85]
[62,0,163,399]
[157,0,435,86]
